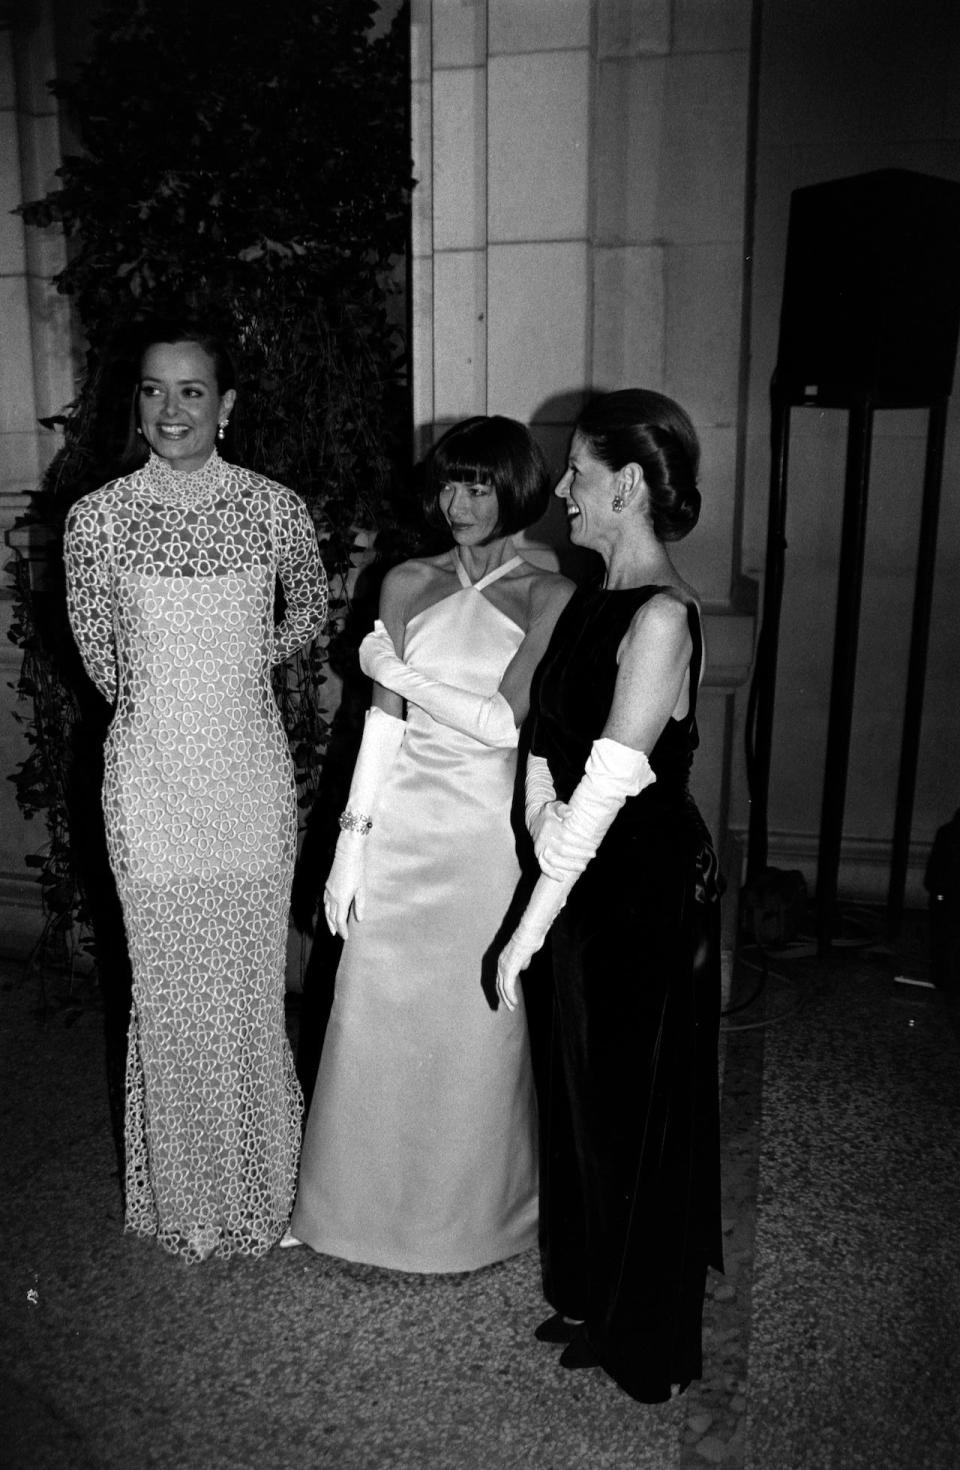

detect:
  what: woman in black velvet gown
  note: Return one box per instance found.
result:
[497,389,722,1404]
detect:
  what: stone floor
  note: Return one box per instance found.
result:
[1,907,958,1469]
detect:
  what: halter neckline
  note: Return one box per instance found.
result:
[453,551,523,593]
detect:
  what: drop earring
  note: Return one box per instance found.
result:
[217,421,227,441]
[612,494,624,513]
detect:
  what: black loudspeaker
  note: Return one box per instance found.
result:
[775,168,960,407]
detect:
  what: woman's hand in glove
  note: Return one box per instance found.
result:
[323,832,366,940]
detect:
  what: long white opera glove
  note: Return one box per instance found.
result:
[496,738,656,1009]
[323,706,405,939]
[524,752,558,835]
[523,752,587,873]
[496,872,573,1012]
[359,620,518,749]
[535,737,655,880]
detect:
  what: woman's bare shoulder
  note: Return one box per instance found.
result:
[649,579,699,615]
[379,553,454,625]
[626,586,697,650]
[381,553,451,596]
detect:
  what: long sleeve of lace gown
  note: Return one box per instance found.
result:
[64,495,118,703]
[271,488,328,663]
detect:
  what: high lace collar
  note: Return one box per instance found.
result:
[141,449,226,506]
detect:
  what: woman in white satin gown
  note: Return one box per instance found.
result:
[287,416,573,1271]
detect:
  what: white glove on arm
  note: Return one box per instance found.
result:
[524,752,582,872]
[360,620,518,749]
[535,737,655,880]
[496,873,572,1012]
[496,738,655,1008]
[323,706,405,939]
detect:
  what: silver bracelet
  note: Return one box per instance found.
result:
[339,807,373,836]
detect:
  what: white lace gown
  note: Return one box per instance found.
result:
[64,450,327,1261]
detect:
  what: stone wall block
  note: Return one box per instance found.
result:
[597,0,671,58]
[433,66,486,251]
[410,78,434,256]
[487,242,588,422]
[594,55,667,244]
[488,51,589,242]
[665,241,743,423]
[675,0,752,54]
[489,0,590,54]
[433,248,487,421]
[432,0,486,68]
[592,244,666,390]
[410,0,432,82]
[410,255,435,447]
[660,52,750,243]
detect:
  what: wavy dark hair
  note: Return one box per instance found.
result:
[120,316,240,469]
[576,388,701,542]
[422,415,550,544]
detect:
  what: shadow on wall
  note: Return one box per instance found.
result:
[522,388,603,584]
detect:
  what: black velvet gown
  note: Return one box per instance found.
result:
[529,581,723,1403]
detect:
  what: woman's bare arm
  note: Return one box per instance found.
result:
[602,592,694,752]
[369,563,413,720]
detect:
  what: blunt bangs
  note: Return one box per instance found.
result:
[423,416,550,540]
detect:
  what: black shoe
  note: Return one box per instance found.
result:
[559,1333,601,1370]
[534,1313,583,1344]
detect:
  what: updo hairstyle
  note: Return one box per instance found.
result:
[576,389,701,542]
[422,415,551,543]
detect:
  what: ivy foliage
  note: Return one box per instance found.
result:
[11,0,414,964]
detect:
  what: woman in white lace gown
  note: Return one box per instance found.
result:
[287,416,573,1271]
[64,322,327,1261]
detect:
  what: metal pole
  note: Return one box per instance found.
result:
[886,397,949,937]
[816,399,874,954]
[747,389,791,877]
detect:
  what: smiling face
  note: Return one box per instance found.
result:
[554,432,620,550]
[138,341,235,473]
[437,479,502,546]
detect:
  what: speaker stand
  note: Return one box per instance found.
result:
[886,397,949,938]
[747,386,949,955]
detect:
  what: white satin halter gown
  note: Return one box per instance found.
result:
[290,553,538,1271]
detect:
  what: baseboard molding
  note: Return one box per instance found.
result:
[727,826,929,907]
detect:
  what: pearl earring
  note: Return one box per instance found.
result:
[217,421,227,441]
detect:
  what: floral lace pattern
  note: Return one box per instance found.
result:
[64,455,328,1259]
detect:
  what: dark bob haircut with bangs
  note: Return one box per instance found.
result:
[423,415,551,543]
